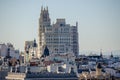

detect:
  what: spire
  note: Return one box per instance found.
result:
[34,38,36,43]
[41,6,43,11]
[110,51,113,58]
[44,7,45,11]
[43,46,49,57]
[46,6,48,12]
[33,38,37,47]
[100,49,103,58]
[76,22,78,27]
[39,6,51,25]
[41,6,48,11]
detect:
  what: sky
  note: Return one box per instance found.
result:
[0,0,120,53]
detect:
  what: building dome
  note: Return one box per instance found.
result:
[96,63,102,69]
[33,39,37,47]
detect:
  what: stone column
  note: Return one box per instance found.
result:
[15,66,17,73]
[10,66,12,72]
[25,66,28,73]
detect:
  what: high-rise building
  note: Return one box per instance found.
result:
[38,7,79,57]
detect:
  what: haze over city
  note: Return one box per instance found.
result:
[0,0,120,54]
[0,1,120,80]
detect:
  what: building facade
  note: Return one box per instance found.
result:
[0,43,19,59]
[24,39,38,63]
[38,7,79,57]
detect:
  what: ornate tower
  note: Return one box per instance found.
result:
[39,6,51,27]
[96,62,102,76]
[38,6,51,58]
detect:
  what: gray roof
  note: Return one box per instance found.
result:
[26,72,77,78]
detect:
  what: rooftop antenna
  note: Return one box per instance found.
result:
[100,49,103,58]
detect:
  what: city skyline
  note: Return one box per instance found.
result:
[0,0,120,53]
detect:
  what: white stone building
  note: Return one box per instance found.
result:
[47,52,75,63]
[47,62,77,74]
[0,43,19,59]
[38,7,79,58]
[78,63,111,80]
[24,39,38,63]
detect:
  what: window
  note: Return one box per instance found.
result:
[60,24,63,26]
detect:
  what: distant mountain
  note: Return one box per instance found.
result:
[110,50,120,56]
[79,50,99,56]
[79,50,120,57]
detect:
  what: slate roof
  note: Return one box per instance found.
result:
[26,72,77,78]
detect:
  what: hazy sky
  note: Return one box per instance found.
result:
[0,0,120,52]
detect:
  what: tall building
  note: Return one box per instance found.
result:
[38,7,79,57]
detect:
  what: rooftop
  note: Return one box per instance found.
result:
[26,72,77,78]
